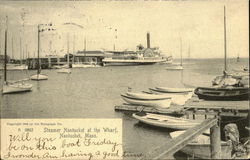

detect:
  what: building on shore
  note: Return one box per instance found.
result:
[74,50,105,65]
[27,55,67,69]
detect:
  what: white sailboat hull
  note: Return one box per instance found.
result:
[30,74,48,80]
[0,64,28,70]
[133,113,201,130]
[121,94,171,108]
[57,68,71,74]
[3,82,32,94]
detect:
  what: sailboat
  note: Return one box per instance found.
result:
[166,38,183,70]
[2,16,32,94]
[237,53,240,62]
[57,33,71,73]
[0,36,28,70]
[194,6,250,101]
[30,24,48,80]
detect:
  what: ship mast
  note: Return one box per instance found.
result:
[224,6,227,72]
[67,32,69,66]
[37,25,41,74]
[11,36,14,60]
[4,16,8,82]
[180,37,183,66]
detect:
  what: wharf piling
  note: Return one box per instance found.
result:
[27,56,67,69]
[0,74,3,93]
[116,96,249,159]
[139,118,221,159]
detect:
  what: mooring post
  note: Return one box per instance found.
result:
[0,74,3,92]
[48,57,51,68]
[210,118,221,159]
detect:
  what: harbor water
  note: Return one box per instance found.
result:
[1,58,249,158]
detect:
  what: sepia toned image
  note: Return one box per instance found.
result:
[0,0,249,159]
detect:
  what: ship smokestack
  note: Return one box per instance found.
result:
[147,32,150,48]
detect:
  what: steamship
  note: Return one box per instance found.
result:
[102,33,172,66]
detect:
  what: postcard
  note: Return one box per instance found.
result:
[1,0,249,159]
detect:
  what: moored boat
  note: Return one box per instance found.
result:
[170,131,232,159]
[3,82,32,94]
[126,91,171,99]
[0,64,28,70]
[133,112,202,130]
[128,91,191,105]
[195,6,250,101]
[103,33,171,66]
[166,37,183,70]
[30,74,48,80]
[149,88,193,100]
[2,16,32,94]
[121,94,171,108]
[194,86,250,101]
[155,87,194,93]
[31,24,50,80]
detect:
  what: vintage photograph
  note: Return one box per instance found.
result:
[0,0,249,159]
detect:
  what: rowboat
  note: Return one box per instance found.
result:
[132,112,202,130]
[155,87,194,93]
[128,91,190,105]
[126,92,171,99]
[148,88,193,105]
[170,131,232,159]
[121,94,171,108]
[194,86,250,101]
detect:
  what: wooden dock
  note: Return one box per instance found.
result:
[115,95,249,117]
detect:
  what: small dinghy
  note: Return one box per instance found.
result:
[194,86,250,101]
[170,131,232,159]
[121,94,171,108]
[132,112,202,130]
[130,91,191,105]
[148,88,193,105]
[155,87,194,93]
[126,92,171,99]
[30,74,48,81]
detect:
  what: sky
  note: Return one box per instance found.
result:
[0,0,249,59]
